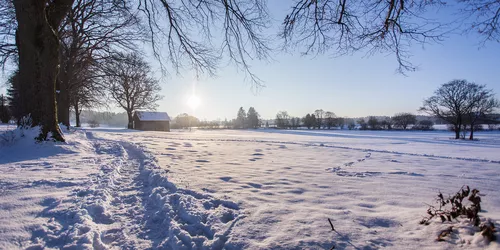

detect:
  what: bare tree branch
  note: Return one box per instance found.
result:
[281,0,447,74]
[457,0,500,44]
[137,0,270,86]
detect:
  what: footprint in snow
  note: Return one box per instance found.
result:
[196,159,210,163]
[247,182,262,188]
[220,177,232,182]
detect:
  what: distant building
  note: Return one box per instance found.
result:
[133,111,171,131]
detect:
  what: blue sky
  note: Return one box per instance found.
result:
[1,3,499,121]
[154,37,500,120]
[152,2,500,121]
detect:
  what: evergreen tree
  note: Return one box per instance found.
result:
[236,107,246,129]
[247,107,260,129]
[5,70,21,122]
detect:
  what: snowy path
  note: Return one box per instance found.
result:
[0,130,242,249]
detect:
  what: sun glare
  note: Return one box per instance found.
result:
[187,95,201,110]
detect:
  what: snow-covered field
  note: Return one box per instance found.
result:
[1,127,499,249]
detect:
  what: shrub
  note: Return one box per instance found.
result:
[420,186,497,242]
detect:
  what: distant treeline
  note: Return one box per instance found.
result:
[72,108,500,132]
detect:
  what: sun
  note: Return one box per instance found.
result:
[187,95,201,110]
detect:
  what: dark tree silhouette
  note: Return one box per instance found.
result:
[392,113,417,130]
[57,0,141,128]
[347,119,356,130]
[420,80,498,139]
[103,53,163,129]
[457,0,500,43]
[367,116,379,130]
[290,117,301,129]
[2,0,500,141]
[413,120,434,131]
[325,111,336,129]
[0,94,10,123]
[358,118,368,130]
[302,114,314,129]
[236,107,247,129]
[314,109,324,129]
[464,84,499,140]
[275,111,290,129]
[247,107,260,129]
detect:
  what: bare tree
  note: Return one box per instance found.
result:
[367,116,379,130]
[314,109,324,129]
[0,0,16,67]
[70,63,108,127]
[392,112,417,130]
[275,111,290,129]
[57,0,142,127]
[358,118,368,130]
[2,0,500,141]
[464,84,499,140]
[11,0,74,141]
[419,80,498,139]
[1,0,269,141]
[324,111,336,129]
[104,53,163,129]
[289,117,301,129]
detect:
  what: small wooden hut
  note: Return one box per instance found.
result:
[133,111,171,131]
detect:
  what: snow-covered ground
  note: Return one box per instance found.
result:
[1,127,499,249]
[0,123,16,133]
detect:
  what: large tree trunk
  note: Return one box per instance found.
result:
[14,0,73,141]
[469,124,474,140]
[74,101,81,127]
[127,111,133,129]
[454,125,460,139]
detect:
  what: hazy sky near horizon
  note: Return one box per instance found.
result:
[1,2,499,121]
